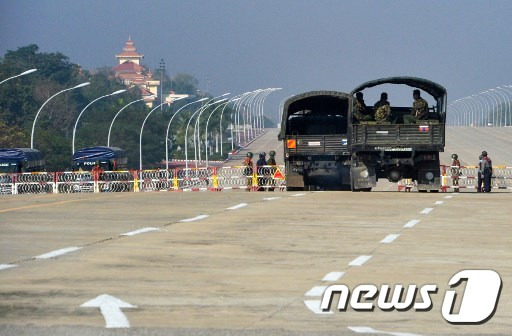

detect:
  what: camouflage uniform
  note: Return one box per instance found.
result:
[374,100,391,123]
[243,157,254,190]
[353,99,373,122]
[405,97,429,123]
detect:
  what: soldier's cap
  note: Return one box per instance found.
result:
[381,92,388,99]
[481,151,488,156]
[355,92,363,99]
[413,89,421,96]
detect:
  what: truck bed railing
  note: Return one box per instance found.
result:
[352,124,444,147]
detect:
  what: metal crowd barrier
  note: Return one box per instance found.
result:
[0,166,287,196]
[441,165,512,191]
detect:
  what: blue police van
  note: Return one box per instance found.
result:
[72,146,128,171]
[0,148,45,173]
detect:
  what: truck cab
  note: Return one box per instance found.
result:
[278,91,352,190]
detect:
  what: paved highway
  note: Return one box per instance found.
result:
[0,127,510,335]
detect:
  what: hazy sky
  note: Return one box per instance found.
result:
[1,0,511,120]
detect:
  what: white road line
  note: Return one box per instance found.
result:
[322,271,345,282]
[303,300,333,315]
[380,234,400,243]
[404,219,420,228]
[180,214,209,222]
[348,326,423,336]
[444,195,453,199]
[420,207,434,214]
[434,201,444,205]
[35,247,82,259]
[305,285,329,297]
[226,203,248,210]
[349,255,372,266]
[121,227,160,236]
[291,193,305,197]
[263,197,281,201]
[0,264,18,271]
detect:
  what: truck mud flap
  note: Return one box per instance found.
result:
[351,166,377,190]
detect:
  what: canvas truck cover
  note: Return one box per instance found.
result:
[72,146,126,163]
[0,148,44,164]
[278,91,352,140]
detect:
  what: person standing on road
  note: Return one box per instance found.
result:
[267,150,277,191]
[479,151,493,192]
[476,155,483,192]
[256,152,267,191]
[243,152,254,191]
[451,153,461,192]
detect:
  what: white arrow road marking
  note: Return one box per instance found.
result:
[291,193,305,197]
[444,195,453,199]
[120,227,160,236]
[349,255,372,266]
[304,300,333,315]
[35,247,82,259]
[420,207,434,214]
[226,203,248,210]
[380,234,400,243]
[322,271,345,282]
[348,326,424,336]
[263,197,281,201]
[434,201,444,205]
[0,264,18,271]
[180,214,209,222]
[81,294,136,328]
[404,219,420,228]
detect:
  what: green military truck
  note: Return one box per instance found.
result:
[349,77,446,192]
[278,91,352,190]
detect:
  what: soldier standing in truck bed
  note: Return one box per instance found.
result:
[353,92,373,122]
[374,92,391,123]
[404,89,428,124]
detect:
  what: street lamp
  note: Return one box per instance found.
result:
[194,93,230,164]
[165,97,208,170]
[107,95,156,147]
[139,97,186,170]
[185,98,227,170]
[205,98,241,166]
[31,82,90,149]
[72,89,126,154]
[159,59,165,110]
[0,68,37,85]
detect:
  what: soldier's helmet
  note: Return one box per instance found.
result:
[246,152,253,158]
[269,150,276,156]
[259,152,266,159]
[481,151,488,157]
[451,154,458,160]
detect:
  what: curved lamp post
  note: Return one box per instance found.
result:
[139,97,186,171]
[205,98,241,166]
[72,89,126,154]
[194,93,230,164]
[0,68,37,85]
[107,95,156,147]
[185,98,227,170]
[165,97,208,170]
[31,82,90,149]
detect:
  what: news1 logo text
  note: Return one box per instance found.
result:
[320,270,502,324]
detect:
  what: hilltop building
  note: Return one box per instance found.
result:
[112,37,159,107]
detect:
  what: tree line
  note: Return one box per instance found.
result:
[0,45,246,170]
